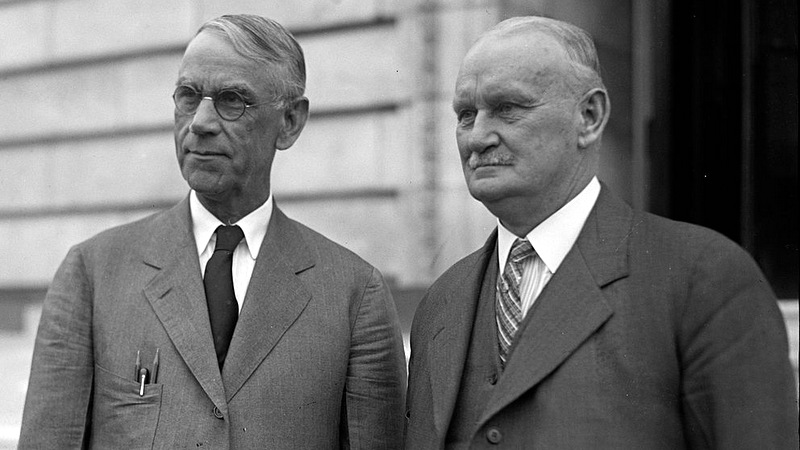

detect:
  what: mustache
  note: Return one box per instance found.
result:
[466,152,514,170]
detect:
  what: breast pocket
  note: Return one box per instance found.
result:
[90,363,163,449]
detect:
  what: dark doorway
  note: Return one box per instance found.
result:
[670,0,797,298]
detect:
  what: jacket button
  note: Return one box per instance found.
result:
[486,427,502,444]
[213,406,224,419]
[488,373,498,385]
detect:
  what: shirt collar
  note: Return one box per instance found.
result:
[190,190,273,259]
[497,177,600,274]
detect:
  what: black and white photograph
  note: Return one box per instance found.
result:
[0,0,796,448]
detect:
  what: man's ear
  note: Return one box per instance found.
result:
[577,88,610,149]
[276,97,309,150]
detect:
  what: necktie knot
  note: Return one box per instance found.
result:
[509,238,534,264]
[214,225,244,252]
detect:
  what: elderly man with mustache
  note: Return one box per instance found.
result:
[404,15,797,449]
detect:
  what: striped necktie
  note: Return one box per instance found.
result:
[496,238,534,368]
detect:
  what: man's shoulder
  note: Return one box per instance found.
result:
[418,238,493,303]
[433,244,491,289]
[594,187,746,258]
[75,204,183,254]
[591,194,763,286]
[629,208,746,259]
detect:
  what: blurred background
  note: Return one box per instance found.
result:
[0,0,796,446]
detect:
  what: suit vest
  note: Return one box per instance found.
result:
[445,254,502,447]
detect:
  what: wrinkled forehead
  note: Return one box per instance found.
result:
[178,31,283,92]
[461,31,569,75]
[180,31,253,71]
[454,33,572,100]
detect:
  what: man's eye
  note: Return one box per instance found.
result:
[457,110,476,124]
[496,103,517,115]
[175,86,199,100]
[174,86,202,109]
[217,91,244,106]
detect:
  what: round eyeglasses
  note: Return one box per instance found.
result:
[172,86,276,121]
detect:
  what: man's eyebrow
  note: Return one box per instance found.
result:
[220,82,253,93]
[452,98,473,112]
[172,78,255,94]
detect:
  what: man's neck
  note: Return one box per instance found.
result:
[196,191,270,225]
[489,177,594,237]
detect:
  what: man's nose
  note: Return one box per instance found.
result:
[467,111,500,153]
[189,98,222,135]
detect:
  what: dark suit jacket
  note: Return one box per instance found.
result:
[406,187,797,449]
[20,196,407,449]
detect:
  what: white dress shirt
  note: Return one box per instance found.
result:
[190,190,272,311]
[496,177,601,318]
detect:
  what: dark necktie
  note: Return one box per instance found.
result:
[204,225,244,368]
[496,238,534,368]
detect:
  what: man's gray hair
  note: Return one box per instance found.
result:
[485,16,605,92]
[198,14,306,107]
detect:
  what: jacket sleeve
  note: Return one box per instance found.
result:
[678,237,798,449]
[341,267,407,449]
[19,246,94,449]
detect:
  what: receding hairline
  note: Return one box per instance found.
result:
[191,14,307,102]
[474,16,605,92]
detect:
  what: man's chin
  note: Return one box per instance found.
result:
[467,180,511,204]
[184,171,228,196]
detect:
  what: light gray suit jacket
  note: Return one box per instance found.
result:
[405,187,797,449]
[20,196,407,449]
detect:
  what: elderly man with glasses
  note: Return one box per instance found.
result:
[20,15,406,449]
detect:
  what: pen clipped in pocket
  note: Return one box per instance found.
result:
[91,363,163,448]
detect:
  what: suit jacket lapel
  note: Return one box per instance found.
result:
[221,206,314,400]
[479,187,631,424]
[429,232,497,438]
[142,197,228,410]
